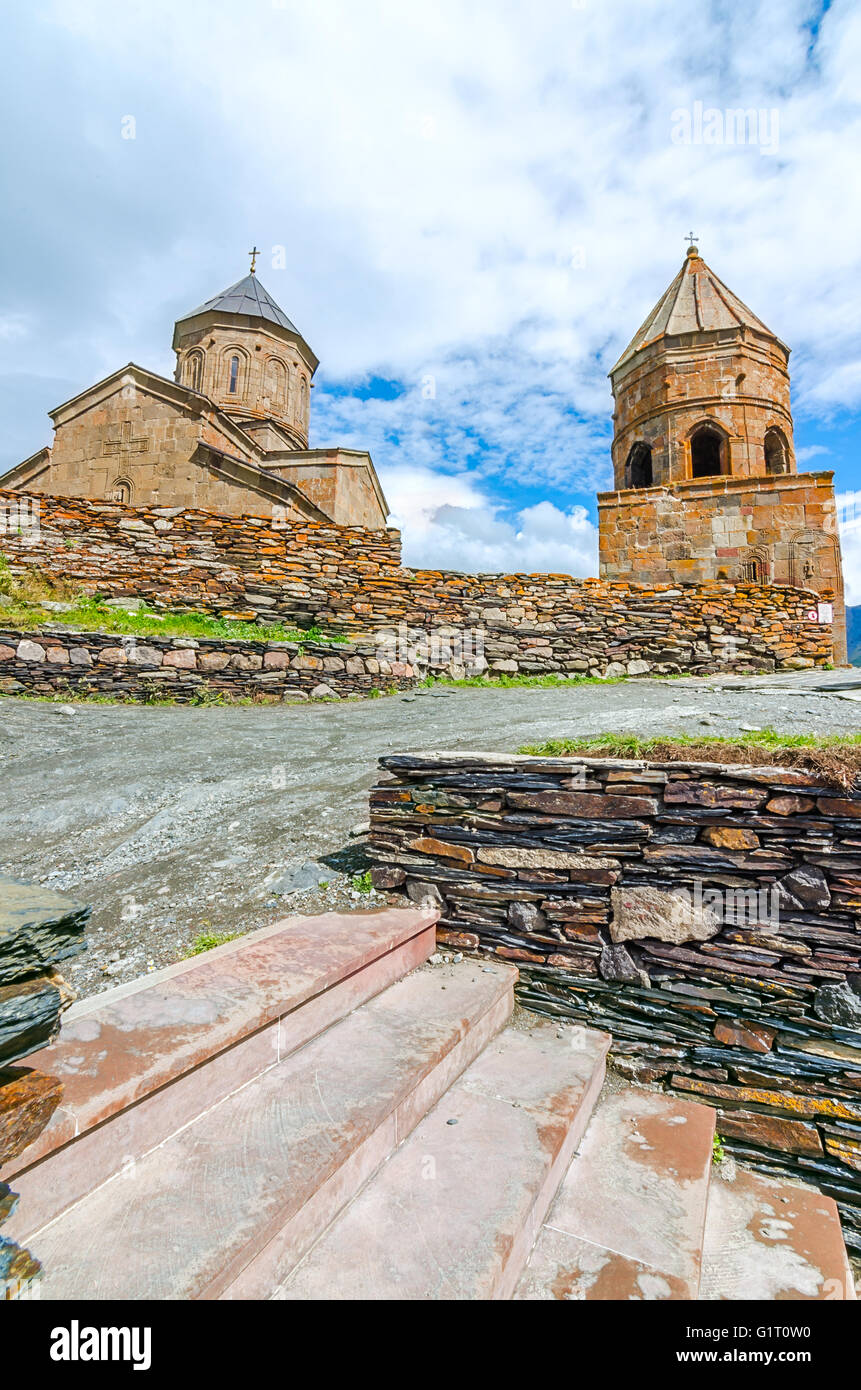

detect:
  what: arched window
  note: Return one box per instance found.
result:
[740,557,762,582]
[110,478,133,504]
[185,351,204,392]
[690,426,724,478]
[764,427,789,475]
[625,442,653,488]
[228,355,240,394]
[264,357,287,408]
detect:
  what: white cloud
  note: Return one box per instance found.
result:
[383,463,599,574]
[3,0,861,557]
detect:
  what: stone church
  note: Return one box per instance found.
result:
[0,262,389,528]
[598,243,846,662]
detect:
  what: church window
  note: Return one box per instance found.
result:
[740,557,762,582]
[110,478,133,504]
[228,355,240,394]
[764,427,789,475]
[690,426,724,478]
[265,358,287,407]
[186,351,203,392]
[625,442,653,488]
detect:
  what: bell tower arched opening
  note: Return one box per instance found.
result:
[690,426,725,479]
[625,442,653,489]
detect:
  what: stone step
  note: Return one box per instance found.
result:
[699,1166,857,1301]
[5,908,437,1241]
[30,958,516,1299]
[515,1086,716,1300]
[276,1018,611,1300]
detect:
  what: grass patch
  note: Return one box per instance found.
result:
[517,730,861,790]
[423,672,627,690]
[0,561,348,645]
[182,929,243,957]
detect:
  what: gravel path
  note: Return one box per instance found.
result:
[2,669,860,998]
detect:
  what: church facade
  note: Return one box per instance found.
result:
[598,244,846,663]
[0,267,389,529]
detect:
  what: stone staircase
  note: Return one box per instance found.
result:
[2,910,855,1301]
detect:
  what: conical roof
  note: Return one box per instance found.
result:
[176,273,301,335]
[611,247,785,374]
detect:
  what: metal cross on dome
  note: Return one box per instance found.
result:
[685,231,699,250]
[248,245,260,274]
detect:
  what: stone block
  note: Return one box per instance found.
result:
[15,640,45,663]
[163,648,196,669]
[609,885,722,945]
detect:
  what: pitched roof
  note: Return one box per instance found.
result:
[176,273,301,334]
[611,248,785,374]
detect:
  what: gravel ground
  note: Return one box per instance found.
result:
[1,668,860,999]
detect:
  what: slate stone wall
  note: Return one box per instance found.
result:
[368,751,861,1251]
[0,879,89,1296]
[0,488,835,674]
[0,629,417,702]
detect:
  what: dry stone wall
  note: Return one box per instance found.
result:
[0,879,89,1296]
[368,751,861,1251]
[0,489,835,674]
[0,628,416,701]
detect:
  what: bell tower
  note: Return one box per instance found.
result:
[610,242,794,490]
[598,242,846,664]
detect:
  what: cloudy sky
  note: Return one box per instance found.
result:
[2,1,860,590]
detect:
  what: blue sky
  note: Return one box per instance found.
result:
[2,0,860,590]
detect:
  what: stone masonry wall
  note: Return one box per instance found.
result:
[0,489,835,675]
[368,751,861,1251]
[598,471,846,663]
[0,880,89,1296]
[0,629,416,702]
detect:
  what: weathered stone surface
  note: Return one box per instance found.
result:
[406,881,444,908]
[126,644,160,667]
[817,797,861,818]
[609,885,722,945]
[435,929,480,950]
[713,1020,775,1053]
[508,790,658,818]
[672,1077,861,1122]
[664,781,766,809]
[766,794,816,816]
[0,876,90,986]
[715,1109,823,1157]
[163,647,196,669]
[701,827,760,849]
[476,847,619,874]
[197,651,231,671]
[0,1234,41,1294]
[408,837,475,864]
[507,902,547,933]
[813,980,861,1028]
[777,864,832,911]
[370,865,406,890]
[15,640,45,662]
[599,943,649,987]
[0,1067,63,1166]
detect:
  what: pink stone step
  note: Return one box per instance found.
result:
[515,1087,716,1300]
[30,958,516,1300]
[276,1018,611,1301]
[4,908,437,1240]
[699,1167,856,1301]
